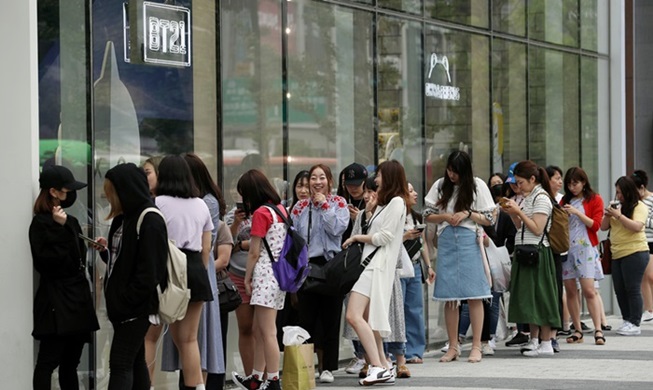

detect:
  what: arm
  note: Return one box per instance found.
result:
[316,198,349,237]
[201,230,212,268]
[604,204,646,233]
[244,235,262,295]
[420,231,436,284]
[345,197,404,248]
[215,243,232,272]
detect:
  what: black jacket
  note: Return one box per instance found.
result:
[101,163,168,324]
[29,213,99,340]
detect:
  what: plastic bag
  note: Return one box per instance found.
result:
[282,326,311,346]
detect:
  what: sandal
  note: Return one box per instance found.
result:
[601,324,612,331]
[467,345,482,363]
[439,344,461,363]
[566,331,584,344]
[594,330,606,345]
[406,357,423,364]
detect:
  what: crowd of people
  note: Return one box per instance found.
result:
[28,151,653,389]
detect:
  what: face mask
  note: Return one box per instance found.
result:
[490,184,503,199]
[59,190,77,209]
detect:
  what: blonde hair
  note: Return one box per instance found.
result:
[104,179,123,219]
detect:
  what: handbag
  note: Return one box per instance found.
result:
[301,260,338,296]
[398,246,415,279]
[216,270,242,313]
[485,240,512,292]
[323,243,380,296]
[600,238,612,275]
[514,215,548,267]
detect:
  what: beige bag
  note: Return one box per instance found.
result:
[282,344,316,390]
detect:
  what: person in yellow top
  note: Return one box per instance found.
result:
[601,176,649,336]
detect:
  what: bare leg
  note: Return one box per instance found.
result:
[579,278,602,331]
[170,302,204,387]
[440,302,461,362]
[252,306,280,375]
[144,324,163,384]
[468,300,483,362]
[346,292,384,368]
[235,303,256,375]
[564,279,582,332]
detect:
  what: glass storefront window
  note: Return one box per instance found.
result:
[377,16,424,199]
[580,0,609,54]
[424,26,490,187]
[491,38,527,172]
[286,0,374,198]
[528,0,579,47]
[379,0,422,15]
[580,56,605,188]
[492,0,526,36]
[425,0,489,29]
[528,47,579,169]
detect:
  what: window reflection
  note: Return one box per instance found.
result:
[528,0,579,47]
[492,0,526,36]
[426,0,489,28]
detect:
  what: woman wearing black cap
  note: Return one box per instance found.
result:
[30,165,100,390]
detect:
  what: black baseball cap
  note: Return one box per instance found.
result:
[39,166,87,191]
[343,163,368,186]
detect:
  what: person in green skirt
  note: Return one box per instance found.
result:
[500,160,561,357]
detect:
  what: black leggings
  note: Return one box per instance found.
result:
[108,316,152,390]
[33,335,87,390]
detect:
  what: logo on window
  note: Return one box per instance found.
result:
[143,2,191,67]
[425,53,460,101]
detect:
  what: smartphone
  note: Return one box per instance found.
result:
[236,202,244,210]
[415,224,426,232]
[78,233,106,250]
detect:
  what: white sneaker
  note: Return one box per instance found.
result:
[520,339,538,354]
[440,342,449,353]
[617,321,631,332]
[481,343,495,356]
[319,370,334,383]
[617,322,641,336]
[359,366,392,386]
[524,341,554,357]
[345,358,366,374]
[488,337,497,350]
[642,311,653,322]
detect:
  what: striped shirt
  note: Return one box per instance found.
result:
[643,194,653,243]
[517,185,552,246]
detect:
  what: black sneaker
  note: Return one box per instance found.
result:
[232,371,263,390]
[505,332,529,347]
[556,329,572,337]
[260,379,282,390]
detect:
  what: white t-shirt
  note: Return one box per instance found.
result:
[155,195,214,251]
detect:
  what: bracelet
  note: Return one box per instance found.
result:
[468,210,473,218]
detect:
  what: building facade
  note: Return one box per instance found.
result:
[1,0,637,388]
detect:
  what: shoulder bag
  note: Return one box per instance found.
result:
[600,235,612,275]
[513,213,550,267]
[216,270,242,313]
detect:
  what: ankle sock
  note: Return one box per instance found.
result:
[267,371,280,381]
[252,369,264,380]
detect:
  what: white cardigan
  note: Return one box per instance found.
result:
[361,196,406,337]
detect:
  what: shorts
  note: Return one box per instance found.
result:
[229,272,251,305]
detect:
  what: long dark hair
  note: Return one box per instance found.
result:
[513,160,553,198]
[291,170,310,210]
[437,151,476,212]
[183,153,227,218]
[561,166,596,205]
[156,155,198,198]
[376,160,410,210]
[237,169,281,214]
[615,176,640,218]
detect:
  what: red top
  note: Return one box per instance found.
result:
[250,203,288,238]
[560,194,604,247]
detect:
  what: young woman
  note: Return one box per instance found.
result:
[601,176,650,336]
[30,166,100,390]
[291,164,349,383]
[143,156,163,197]
[344,160,409,386]
[155,156,214,389]
[424,151,494,363]
[545,165,566,352]
[100,163,168,389]
[231,169,287,390]
[501,160,560,357]
[560,167,606,345]
[630,170,653,323]
[159,153,227,389]
[401,183,434,366]
[290,170,310,210]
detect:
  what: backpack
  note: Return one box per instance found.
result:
[261,204,311,293]
[535,193,570,254]
[137,207,191,324]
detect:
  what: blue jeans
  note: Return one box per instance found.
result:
[384,342,406,358]
[400,263,426,359]
[612,251,649,326]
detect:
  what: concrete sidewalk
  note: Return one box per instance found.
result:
[318,316,653,389]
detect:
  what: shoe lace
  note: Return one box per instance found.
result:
[259,381,270,390]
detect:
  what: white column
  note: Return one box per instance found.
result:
[0,0,39,386]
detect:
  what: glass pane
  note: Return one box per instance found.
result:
[491,39,527,172]
[377,16,424,200]
[424,26,490,187]
[37,0,92,385]
[580,56,604,188]
[528,47,579,168]
[492,0,526,36]
[221,0,283,207]
[425,0,489,28]
[379,0,422,15]
[580,0,609,53]
[286,0,374,198]
[528,0,579,47]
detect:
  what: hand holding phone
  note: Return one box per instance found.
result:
[414,224,426,232]
[78,233,107,250]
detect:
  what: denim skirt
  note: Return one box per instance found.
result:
[433,226,491,301]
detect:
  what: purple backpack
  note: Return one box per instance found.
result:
[262,204,311,293]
